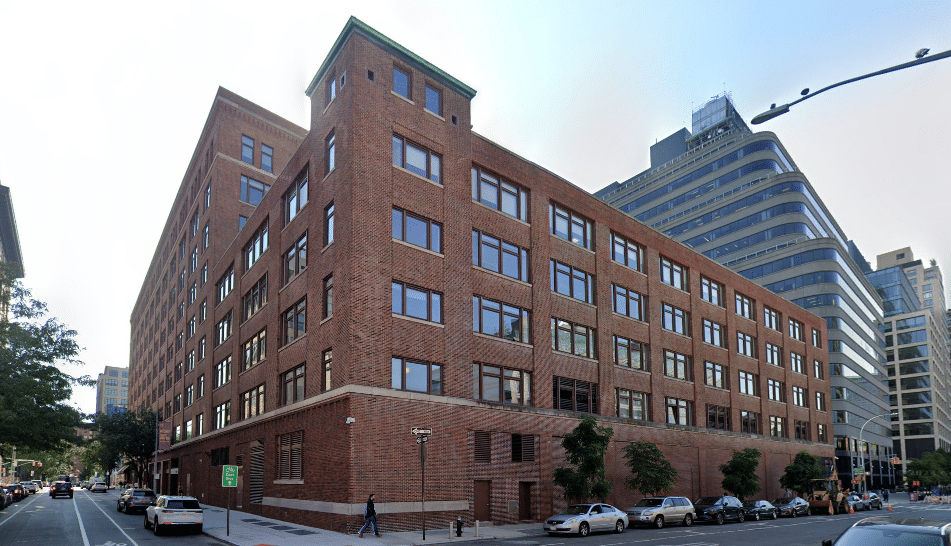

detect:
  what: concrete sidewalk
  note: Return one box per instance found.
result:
[201,506,540,546]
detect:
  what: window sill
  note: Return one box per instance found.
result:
[392,313,445,328]
[551,291,596,309]
[471,200,531,226]
[278,333,307,352]
[473,331,532,348]
[392,164,443,188]
[615,365,650,375]
[320,315,332,325]
[394,238,444,257]
[424,108,445,122]
[471,264,531,287]
[612,311,647,324]
[549,233,596,253]
[391,90,415,105]
[552,351,598,363]
[273,479,304,485]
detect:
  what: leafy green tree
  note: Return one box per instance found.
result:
[553,416,614,503]
[779,451,827,496]
[720,448,761,500]
[905,449,951,488]
[623,441,678,497]
[0,264,90,452]
[94,408,157,487]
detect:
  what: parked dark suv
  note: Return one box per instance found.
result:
[117,488,157,514]
[693,495,745,524]
[50,481,74,499]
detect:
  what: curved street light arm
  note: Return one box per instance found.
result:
[752,47,951,124]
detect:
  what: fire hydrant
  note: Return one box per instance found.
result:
[455,516,464,537]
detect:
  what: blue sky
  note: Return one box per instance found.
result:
[0,1,948,414]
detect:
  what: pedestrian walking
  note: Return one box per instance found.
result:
[883,489,889,502]
[358,494,381,538]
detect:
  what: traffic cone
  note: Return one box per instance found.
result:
[849,504,854,514]
[887,504,893,511]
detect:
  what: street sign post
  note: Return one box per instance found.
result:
[411,427,431,540]
[411,427,433,435]
[222,465,238,536]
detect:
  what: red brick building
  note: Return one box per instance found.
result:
[129,17,833,533]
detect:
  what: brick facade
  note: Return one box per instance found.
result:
[129,17,833,534]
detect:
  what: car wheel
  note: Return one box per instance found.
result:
[144,515,151,529]
[877,503,883,510]
[716,513,725,525]
[791,509,797,518]
[737,512,745,523]
[195,524,203,535]
[615,520,624,534]
[683,513,693,527]
[117,501,122,512]
[69,493,73,498]
[153,518,162,536]
[579,522,589,537]
[655,515,665,529]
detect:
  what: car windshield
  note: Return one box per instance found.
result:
[835,527,943,546]
[635,499,664,507]
[560,505,592,515]
[695,497,721,505]
[742,500,758,507]
[773,498,791,505]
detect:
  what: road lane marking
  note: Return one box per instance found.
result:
[0,492,43,528]
[76,490,142,546]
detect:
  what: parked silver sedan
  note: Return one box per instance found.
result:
[544,503,628,536]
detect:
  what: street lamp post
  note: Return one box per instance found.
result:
[858,412,896,495]
[751,47,951,124]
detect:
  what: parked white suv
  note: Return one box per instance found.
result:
[626,496,695,528]
[144,495,203,535]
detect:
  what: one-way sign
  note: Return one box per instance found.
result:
[416,435,429,444]
[411,427,433,435]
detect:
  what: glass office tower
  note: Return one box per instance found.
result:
[596,95,894,488]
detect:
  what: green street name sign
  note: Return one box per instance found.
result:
[222,465,238,487]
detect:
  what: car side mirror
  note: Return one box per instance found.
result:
[822,540,833,546]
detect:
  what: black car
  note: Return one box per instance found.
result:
[693,495,745,524]
[824,516,951,545]
[117,488,157,514]
[6,484,25,502]
[772,496,810,517]
[742,499,778,520]
[50,481,74,499]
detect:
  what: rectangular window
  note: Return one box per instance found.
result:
[553,377,598,414]
[735,293,755,320]
[204,184,212,210]
[189,282,197,304]
[511,433,535,463]
[472,230,529,282]
[736,332,756,357]
[327,70,337,103]
[277,431,303,480]
[197,374,205,398]
[661,303,689,335]
[202,224,209,250]
[185,350,195,373]
[425,84,441,115]
[770,416,787,438]
[322,349,332,391]
[816,391,827,411]
[663,350,691,381]
[794,420,810,441]
[173,394,181,413]
[393,66,411,99]
[393,135,441,183]
[472,296,531,343]
[283,298,307,345]
[185,384,194,407]
[659,257,687,290]
[817,423,828,442]
[812,328,822,348]
[471,166,528,221]
[324,202,335,246]
[766,343,782,366]
[393,207,442,252]
[549,204,593,250]
[214,356,232,389]
[240,383,265,420]
[705,361,726,389]
[702,319,725,347]
[242,274,268,321]
[391,357,442,395]
[325,130,335,174]
[767,379,785,402]
[214,401,231,430]
[472,363,532,405]
[283,233,307,284]
[617,389,648,420]
[789,319,804,341]
[282,364,305,406]
[240,175,270,206]
[550,260,595,303]
[738,370,758,396]
[245,221,269,271]
[707,405,730,430]
[611,233,643,272]
[666,397,692,426]
[322,275,333,318]
[242,328,267,371]
[790,352,804,374]
[764,307,780,330]
[740,411,760,434]
[216,265,234,303]
[613,335,647,371]
[700,276,724,306]
[198,336,206,360]
[551,318,596,359]
[214,310,233,347]
[814,359,825,380]
[612,284,645,321]
[186,316,196,338]
[284,170,308,225]
[392,281,442,323]
[241,135,254,164]
[793,386,807,407]
[261,144,273,173]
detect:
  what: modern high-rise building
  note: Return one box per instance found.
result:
[0,182,23,320]
[128,19,832,533]
[96,366,130,415]
[596,95,894,489]
[867,248,951,463]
